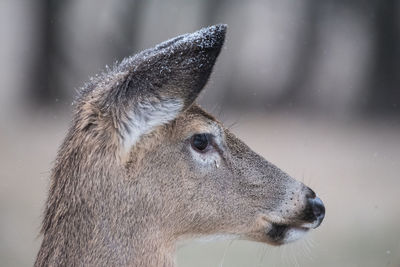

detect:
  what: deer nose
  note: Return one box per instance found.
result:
[303,188,325,227]
[308,197,325,226]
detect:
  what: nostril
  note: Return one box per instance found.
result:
[301,190,326,226]
[305,187,316,199]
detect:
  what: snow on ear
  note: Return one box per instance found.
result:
[114,24,227,108]
[79,25,226,153]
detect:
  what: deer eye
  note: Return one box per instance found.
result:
[190,133,210,152]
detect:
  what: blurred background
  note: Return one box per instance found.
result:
[1,0,399,266]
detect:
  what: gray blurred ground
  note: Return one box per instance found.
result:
[1,109,399,266]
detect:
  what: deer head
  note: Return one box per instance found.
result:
[35,24,325,267]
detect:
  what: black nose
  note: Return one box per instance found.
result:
[309,197,325,223]
[303,193,325,227]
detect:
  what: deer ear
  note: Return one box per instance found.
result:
[79,24,226,150]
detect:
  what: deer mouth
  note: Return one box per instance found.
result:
[264,223,310,245]
[262,194,325,245]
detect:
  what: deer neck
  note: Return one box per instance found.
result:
[100,204,177,266]
[86,178,178,267]
[37,154,178,267]
[38,188,178,266]
[129,239,176,267]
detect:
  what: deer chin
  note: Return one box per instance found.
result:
[263,223,310,245]
[244,219,312,246]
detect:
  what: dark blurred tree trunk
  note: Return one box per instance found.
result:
[113,0,147,61]
[274,0,321,109]
[27,0,67,106]
[28,0,146,106]
[365,0,400,115]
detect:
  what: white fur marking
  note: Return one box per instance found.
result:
[176,234,239,249]
[189,123,224,170]
[283,228,308,243]
[190,147,221,169]
[123,98,183,152]
[193,234,240,243]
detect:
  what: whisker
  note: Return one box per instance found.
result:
[257,245,268,267]
[227,120,239,130]
[218,239,234,267]
[301,170,305,184]
[253,244,262,267]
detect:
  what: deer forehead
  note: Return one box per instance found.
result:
[174,110,224,140]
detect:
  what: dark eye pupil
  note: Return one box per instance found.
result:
[191,134,209,151]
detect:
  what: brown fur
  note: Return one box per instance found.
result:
[35,25,324,267]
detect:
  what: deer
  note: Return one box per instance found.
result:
[35,24,325,267]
